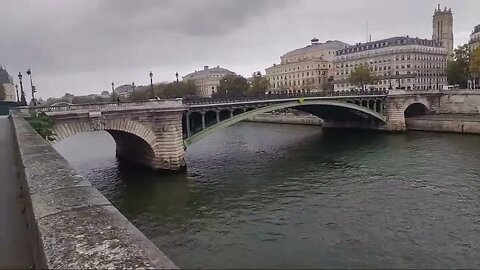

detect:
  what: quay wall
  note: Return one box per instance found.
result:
[10,114,177,269]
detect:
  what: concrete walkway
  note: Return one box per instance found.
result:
[0,116,33,268]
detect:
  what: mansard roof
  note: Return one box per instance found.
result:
[336,36,445,56]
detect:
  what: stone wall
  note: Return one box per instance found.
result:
[50,109,186,171]
[11,114,178,269]
[245,113,323,126]
[406,116,480,134]
[440,91,480,114]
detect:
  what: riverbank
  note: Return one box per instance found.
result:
[406,114,480,134]
[245,113,323,126]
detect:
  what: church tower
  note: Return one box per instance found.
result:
[432,4,454,59]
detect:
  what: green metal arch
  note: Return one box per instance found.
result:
[184,99,386,146]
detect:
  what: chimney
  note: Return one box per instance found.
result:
[204,66,209,70]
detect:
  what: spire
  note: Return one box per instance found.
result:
[437,4,440,11]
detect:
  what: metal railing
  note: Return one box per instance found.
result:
[27,98,184,113]
[183,90,388,105]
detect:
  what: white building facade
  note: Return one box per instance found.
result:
[182,66,235,97]
[470,24,480,51]
[334,36,448,91]
[265,39,350,93]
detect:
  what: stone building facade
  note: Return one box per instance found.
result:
[333,36,448,91]
[0,65,17,102]
[470,24,480,51]
[182,66,235,97]
[432,5,454,59]
[265,39,349,93]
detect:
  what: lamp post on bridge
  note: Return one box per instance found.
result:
[26,68,36,106]
[132,81,135,92]
[175,72,179,85]
[18,72,27,105]
[14,84,19,102]
[111,82,115,94]
[149,71,154,98]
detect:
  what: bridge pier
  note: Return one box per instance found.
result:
[200,111,206,130]
[186,113,191,138]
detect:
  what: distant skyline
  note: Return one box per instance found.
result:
[1,0,479,99]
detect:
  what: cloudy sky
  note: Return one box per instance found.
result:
[1,0,479,99]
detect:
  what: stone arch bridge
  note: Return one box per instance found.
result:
[24,91,442,171]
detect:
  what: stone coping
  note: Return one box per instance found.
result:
[10,114,178,269]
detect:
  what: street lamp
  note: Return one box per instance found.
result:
[175,72,179,84]
[14,84,19,102]
[18,72,27,105]
[26,68,36,106]
[132,81,135,92]
[149,71,154,98]
[111,82,115,94]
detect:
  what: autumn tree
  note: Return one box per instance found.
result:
[447,44,472,88]
[163,80,197,98]
[248,72,269,95]
[0,84,6,101]
[217,74,249,97]
[348,64,377,91]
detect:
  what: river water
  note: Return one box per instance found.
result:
[54,122,480,269]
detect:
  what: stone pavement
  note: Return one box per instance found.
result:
[0,116,33,268]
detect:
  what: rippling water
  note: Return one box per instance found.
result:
[54,122,480,268]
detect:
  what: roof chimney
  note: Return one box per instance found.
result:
[204,66,209,70]
[311,38,319,45]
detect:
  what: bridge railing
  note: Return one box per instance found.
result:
[25,98,184,113]
[183,89,388,105]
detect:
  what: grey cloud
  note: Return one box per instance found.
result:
[0,0,478,99]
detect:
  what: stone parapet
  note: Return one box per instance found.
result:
[10,114,177,269]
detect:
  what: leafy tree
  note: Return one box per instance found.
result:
[217,74,249,97]
[248,73,269,95]
[110,91,118,102]
[447,44,472,88]
[348,64,377,91]
[471,47,480,86]
[163,81,197,98]
[0,84,6,101]
[72,95,94,104]
[62,93,75,101]
[128,88,151,101]
[25,112,56,141]
[321,81,334,92]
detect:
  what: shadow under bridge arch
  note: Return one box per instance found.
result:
[53,119,158,168]
[184,99,387,146]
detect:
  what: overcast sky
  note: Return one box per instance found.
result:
[1,0,479,99]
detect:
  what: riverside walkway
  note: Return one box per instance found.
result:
[0,116,33,268]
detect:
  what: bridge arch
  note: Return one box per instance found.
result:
[402,98,431,116]
[53,119,158,167]
[185,99,387,146]
[404,103,429,118]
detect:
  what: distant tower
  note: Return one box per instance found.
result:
[432,4,454,59]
